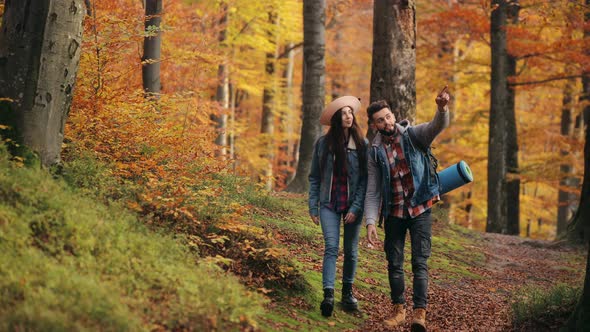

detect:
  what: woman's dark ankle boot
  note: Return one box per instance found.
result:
[320,288,334,317]
[341,283,358,311]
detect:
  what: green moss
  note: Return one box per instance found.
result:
[512,283,581,329]
[0,144,265,331]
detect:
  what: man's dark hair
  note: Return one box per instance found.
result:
[366,100,391,122]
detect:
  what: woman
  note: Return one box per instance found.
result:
[308,96,368,317]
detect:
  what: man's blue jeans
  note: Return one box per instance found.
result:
[320,206,362,289]
[384,210,432,309]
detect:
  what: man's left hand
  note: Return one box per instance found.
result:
[435,85,450,112]
[344,212,357,224]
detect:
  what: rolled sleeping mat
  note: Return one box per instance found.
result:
[438,160,473,195]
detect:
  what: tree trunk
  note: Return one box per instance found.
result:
[487,0,509,234]
[465,190,473,228]
[437,24,455,224]
[142,0,162,96]
[331,27,343,100]
[564,2,590,327]
[214,4,229,157]
[558,73,579,236]
[229,83,236,161]
[285,0,325,193]
[505,0,520,236]
[283,42,297,183]
[564,83,590,331]
[557,3,582,236]
[261,11,279,191]
[370,0,416,122]
[0,0,85,167]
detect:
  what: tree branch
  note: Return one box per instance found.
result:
[509,74,583,87]
[277,42,303,59]
[231,15,262,43]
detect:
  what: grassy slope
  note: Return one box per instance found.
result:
[0,146,264,331]
[0,143,582,331]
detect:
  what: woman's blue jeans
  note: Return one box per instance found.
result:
[384,210,432,309]
[320,206,362,289]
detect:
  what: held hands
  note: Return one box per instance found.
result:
[435,85,450,112]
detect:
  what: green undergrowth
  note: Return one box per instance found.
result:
[0,139,508,331]
[61,144,307,294]
[512,283,582,331]
[0,144,264,331]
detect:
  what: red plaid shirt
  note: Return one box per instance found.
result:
[384,134,439,218]
[328,165,348,213]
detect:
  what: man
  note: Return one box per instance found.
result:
[364,87,450,332]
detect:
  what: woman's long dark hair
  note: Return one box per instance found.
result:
[321,109,367,176]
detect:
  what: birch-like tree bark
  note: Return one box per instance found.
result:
[286,0,325,193]
[214,3,229,157]
[281,42,297,183]
[0,0,85,167]
[142,0,162,96]
[261,11,279,191]
[370,0,416,122]
[557,73,579,236]
[557,5,582,236]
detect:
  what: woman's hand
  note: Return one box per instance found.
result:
[367,224,378,246]
[344,212,357,224]
[310,215,320,225]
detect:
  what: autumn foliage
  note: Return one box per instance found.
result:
[65,0,587,260]
[66,0,303,288]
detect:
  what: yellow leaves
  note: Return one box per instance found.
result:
[202,254,234,267]
[126,201,143,212]
[0,124,10,130]
[218,220,249,233]
[11,156,25,168]
[262,247,287,259]
[207,233,230,244]
[257,287,273,294]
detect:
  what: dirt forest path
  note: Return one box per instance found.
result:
[355,231,585,332]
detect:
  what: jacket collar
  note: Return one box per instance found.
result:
[371,120,410,147]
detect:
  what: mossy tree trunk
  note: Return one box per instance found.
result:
[0,0,85,167]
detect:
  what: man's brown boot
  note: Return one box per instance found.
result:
[411,308,427,332]
[384,304,405,328]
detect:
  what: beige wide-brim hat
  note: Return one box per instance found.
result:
[320,96,361,126]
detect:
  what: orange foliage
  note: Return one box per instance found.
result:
[66,0,306,286]
[68,0,226,227]
[417,0,585,238]
[65,0,587,244]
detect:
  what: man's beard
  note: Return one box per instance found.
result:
[378,128,396,136]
